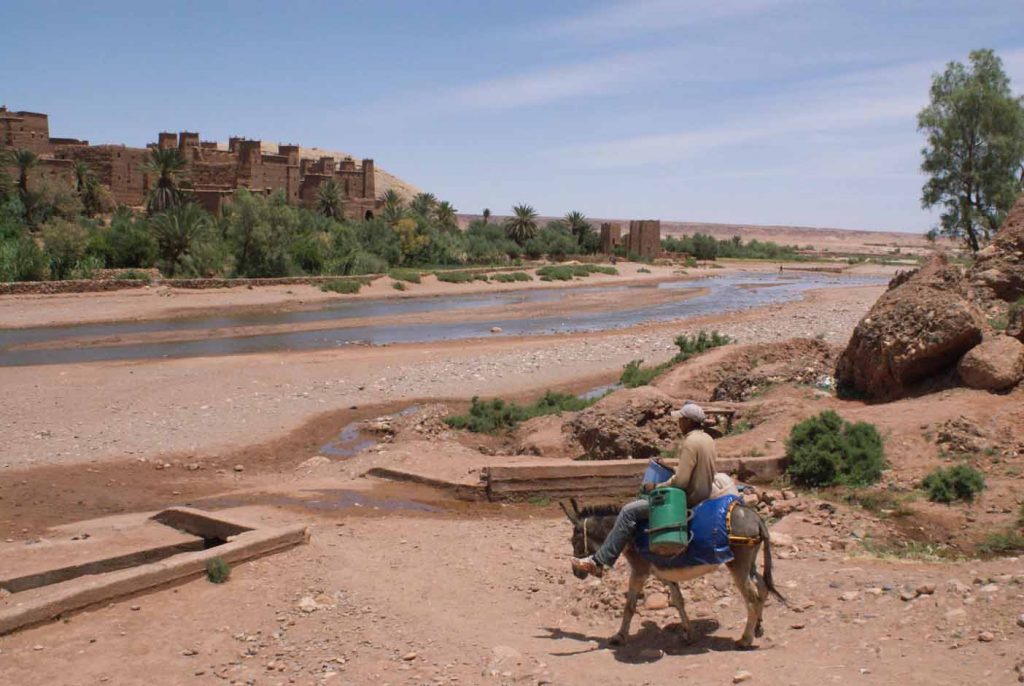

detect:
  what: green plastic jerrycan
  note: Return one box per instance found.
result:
[646,487,690,557]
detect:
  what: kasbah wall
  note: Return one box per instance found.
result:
[1,106,381,221]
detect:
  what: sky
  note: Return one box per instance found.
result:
[4,0,1024,233]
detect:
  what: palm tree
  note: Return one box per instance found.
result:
[410,192,437,217]
[434,200,458,231]
[142,147,187,215]
[150,203,210,276]
[12,149,38,199]
[72,160,93,194]
[504,204,539,245]
[317,179,345,220]
[482,208,491,224]
[564,210,592,245]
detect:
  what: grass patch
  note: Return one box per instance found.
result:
[445,390,598,434]
[858,538,959,561]
[619,330,732,388]
[726,419,754,436]
[922,464,985,503]
[491,271,533,282]
[785,410,885,488]
[205,557,231,584]
[319,279,364,294]
[977,530,1024,556]
[637,267,651,273]
[536,264,618,281]
[388,269,422,283]
[435,270,490,283]
[392,281,406,291]
[527,494,552,506]
[841,488,917,518]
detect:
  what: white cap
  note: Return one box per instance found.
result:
[670,401,706,423]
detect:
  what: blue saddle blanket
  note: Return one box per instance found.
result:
[633,494,740,568]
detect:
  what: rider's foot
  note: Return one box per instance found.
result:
[571,556,604,578]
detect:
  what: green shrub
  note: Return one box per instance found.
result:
[491,271,532,282]
[389,269,421,283]
[637,267,651,273]
[70,254,104,280]
[922,464,986,503]
[435,270,477,283]
[205,557,231,584]
[392,281,406,290]
[114,269,152,282]
[977,530,1024,556]
[445,390,597,434]
[786,411,885,487]
[320,279,364,294]
[0,235,47,281]
[619,331,732,388]
[536,264,619,281]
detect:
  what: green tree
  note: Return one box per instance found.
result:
[410,192,437,217]
[504,204,539,245]
[41,218,88,280]
[434,200,458,232]
[316,179,345,220]
[564,211,591,244]
[151,203,210,275]
[919,49,1024,252]
[381,189,404,225]
[142,147,187,216]
[12,149,38,200]
[482,208,491,224]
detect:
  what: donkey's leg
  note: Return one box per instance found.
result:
[666,581,694,642]
[727,546,764,649]
[610,559,648,646]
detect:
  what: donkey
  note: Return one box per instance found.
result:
[560,498,784,649]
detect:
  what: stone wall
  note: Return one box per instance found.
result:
[625,220,661,259]
[0,108,51,154]
[599,222,622,254]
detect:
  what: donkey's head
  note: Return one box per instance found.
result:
[560,499,621,580]
[559,498,589,579]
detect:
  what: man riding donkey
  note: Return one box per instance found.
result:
[564,400,784,648]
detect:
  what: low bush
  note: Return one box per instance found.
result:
[435,270,490,283]
[785,410,886,487]
[388,269,421,283]
[619,330,732,388]
[492,271,532,282]
[445,390,597,434]
[115,269,152,282]
[977,530,1024,556]
[637,267,651,273]
[320,279,364,294]
[392,281,406,291]
[922,464,986,503]
[536,264,618,281]
[205,557,231,584]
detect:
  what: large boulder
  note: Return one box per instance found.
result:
[971,195,1024,302]
[567,386,678,460]
[836,254,987,400]
[957,336,1024,391]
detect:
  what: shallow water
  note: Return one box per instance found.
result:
[0,273,883,367]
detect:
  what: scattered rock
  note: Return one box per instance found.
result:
[644,593,670,610]
[296,596,319,613]
[899,589,917,602]
[733,670,753,683]
[957,336,1024,391]
[490,327,502,334]
[568,386,678,460]
[915,583,936,596]
[402,652,417,661]
[233,464,245,472]
[971,195,1024,302]
[840,591,860,602]
[1017,613,1024,629]
[978,631,995,642]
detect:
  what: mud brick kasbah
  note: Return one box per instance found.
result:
[0,106,382,221]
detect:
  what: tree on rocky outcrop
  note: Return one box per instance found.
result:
[919,49,1024,252]
[316,179,344,220]
[504,204,538,245]
[142,148,187,216]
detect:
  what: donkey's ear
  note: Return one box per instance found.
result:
[570,498,581,516]
[559,501,577,523]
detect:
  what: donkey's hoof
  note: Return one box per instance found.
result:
[674,626,695,644]
[734,638,756,651]
[609,632,628,646]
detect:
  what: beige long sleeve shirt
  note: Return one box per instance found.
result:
[659,428,718,506]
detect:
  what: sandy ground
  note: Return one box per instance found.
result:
[1,495,1021,686]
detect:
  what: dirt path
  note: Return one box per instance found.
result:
[1,503,1020,685]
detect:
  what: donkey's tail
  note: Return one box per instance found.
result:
[756,514,787,605]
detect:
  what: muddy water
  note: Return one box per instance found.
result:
[0,273,883,366]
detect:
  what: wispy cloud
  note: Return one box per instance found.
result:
[448,49,668,110]
[558,57,967,168]
[544,0,800,38]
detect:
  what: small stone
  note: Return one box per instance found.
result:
[733,670,753,683]
[490,327,503,334]
[840,591,860,602]
[130,605,141,611]
[916,583,936,596]
[181,648,198,657]
[978,631,995,642]
[644,593,670,610]
[33,644,44,651]
[978,583,999,594]
[402,652,417,661]
[297,596,318,613]
[899,589,917,602]
[1017,614,1024,628]
[233,464,245,472]
[790,622,806,630]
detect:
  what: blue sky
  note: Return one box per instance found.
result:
[4,1,1024,232]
